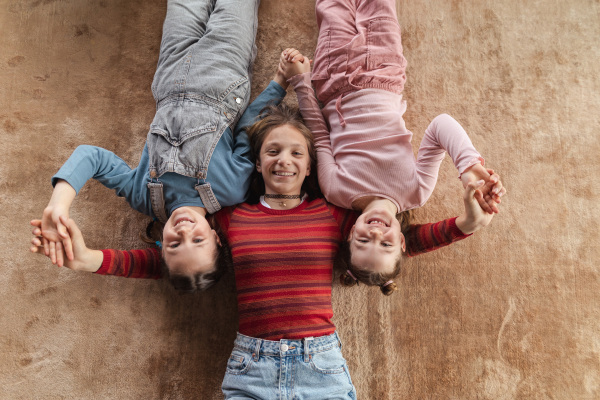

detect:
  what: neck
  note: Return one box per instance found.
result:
[263,193,303,210]
[187,206,207,217]
[352,196,398,214]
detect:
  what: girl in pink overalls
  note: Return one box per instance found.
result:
[281,0,506,293]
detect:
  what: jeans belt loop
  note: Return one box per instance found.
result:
[253,339,261,362]
[303,337,313,362]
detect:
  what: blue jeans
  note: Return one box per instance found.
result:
[147,0,260,179]
[222,332,357,400]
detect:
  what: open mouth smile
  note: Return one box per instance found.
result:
[367,218,389,227]
[174,217,194,227]
[273,171,295,176]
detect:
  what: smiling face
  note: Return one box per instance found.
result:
[256,124,311,196]
[161,207,221,278]
[348,208,406,275]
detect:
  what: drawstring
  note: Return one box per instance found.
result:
[335,95,346,127]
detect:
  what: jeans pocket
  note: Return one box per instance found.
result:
[366,17,406,71]
[309,345,347,375]
[225,349,253,376]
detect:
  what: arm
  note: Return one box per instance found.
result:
[30,217,162,279]
[405,179,499,256]
[281,49,338,190]
[416,114,504,212]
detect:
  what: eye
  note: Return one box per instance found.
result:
[357,239,368,243]
[293,151,304,156]
[169,242,180,249]
[381,242,392,247]
[266,149,278,155]
[193,238,203,243]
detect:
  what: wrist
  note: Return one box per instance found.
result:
[455,214,476,235]
[81,249,104,273]
[273,73,289,90]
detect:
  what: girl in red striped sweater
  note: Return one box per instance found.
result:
[31,104,497,399]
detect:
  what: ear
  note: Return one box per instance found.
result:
[256,159,262,173]
[347,225,355,242]
[213,230,222,246]
[400,232,406,253]
[306,163,311,176]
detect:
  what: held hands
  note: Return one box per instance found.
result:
[460,164,506,214]
[455,180,497,235]
[37,180,77,265]
[30,216,103,272]
[279,48,311,80]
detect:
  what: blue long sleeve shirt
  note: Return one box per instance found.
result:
[52,81,287,217]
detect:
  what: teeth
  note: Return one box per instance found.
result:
[274,172,294,176]
[368,219,386,226]
[175,218,193,226]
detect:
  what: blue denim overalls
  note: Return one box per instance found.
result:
[145,0,259,221]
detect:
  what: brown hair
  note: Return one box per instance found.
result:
[245,103,321,203]
[140,216,231,292]
[336,209,412,296]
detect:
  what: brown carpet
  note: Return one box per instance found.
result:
[2,0,599,398]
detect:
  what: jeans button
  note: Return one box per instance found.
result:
[235,97,242,104]
[281,344,289,352]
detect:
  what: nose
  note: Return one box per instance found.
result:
[368,228,383,238]
[277,153,292,165]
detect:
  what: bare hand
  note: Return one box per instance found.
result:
[30,217,102,272]
[456,180,496,234]
[460,164,506,214]
[280,48,311,79]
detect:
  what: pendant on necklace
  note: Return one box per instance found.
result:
[280,201,287,207]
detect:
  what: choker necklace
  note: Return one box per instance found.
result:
[264,194,302,208]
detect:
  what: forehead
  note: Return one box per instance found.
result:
[262,125,308,148]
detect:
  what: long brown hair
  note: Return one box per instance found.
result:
[336,209,412,296]
[245,103,321,203]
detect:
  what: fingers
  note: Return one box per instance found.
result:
[42,236,50,257]
[282,48,305,63]
[468,180,493,214]
[48,240,57,265]
[55,241,64,268]
[59,216,76,261]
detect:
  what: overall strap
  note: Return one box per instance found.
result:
[195,183,221,214]
[147,181,169,224]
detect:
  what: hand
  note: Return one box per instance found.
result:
[280,48,311,79]
[460,164,506,214]
[30,216,103,272]
[39,180,77,264]
[455,180,497,235]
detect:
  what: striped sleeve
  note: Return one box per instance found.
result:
[96,248,162,279]
[326,203,358,237]
[404,217,471,257]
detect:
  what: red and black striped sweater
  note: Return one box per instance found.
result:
[97,198,469,340]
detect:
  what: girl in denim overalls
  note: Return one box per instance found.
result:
[36,0,290,290]
[281,0,506,292]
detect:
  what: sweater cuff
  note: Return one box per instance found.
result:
[458,156,485,179]
[449,216,472,238]
[288,72,311,88]
[95,249,113,275]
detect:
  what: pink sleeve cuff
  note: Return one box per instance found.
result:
[458,156,485,179]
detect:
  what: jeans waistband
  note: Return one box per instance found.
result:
[233,331,341,358]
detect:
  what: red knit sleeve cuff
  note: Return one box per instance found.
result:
[448,216,473,238]
[95,249,113,275]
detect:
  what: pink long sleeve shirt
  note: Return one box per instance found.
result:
[289,73,483,213]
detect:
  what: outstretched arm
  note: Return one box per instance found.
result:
[31,216,102,272]
[405,179,502,256]
[31,217,162,279]
[416,114,504,214]
[281,48,339,190]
